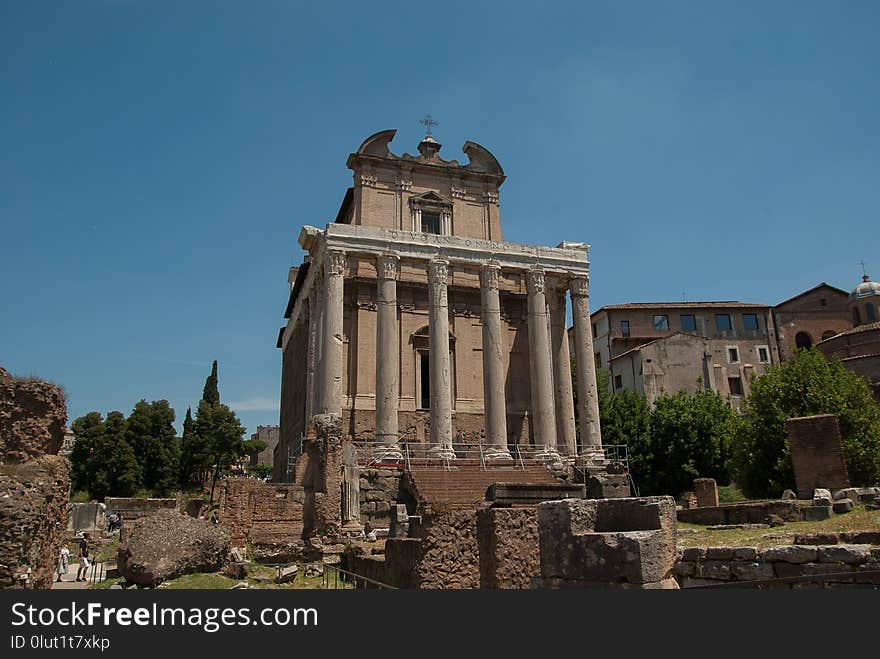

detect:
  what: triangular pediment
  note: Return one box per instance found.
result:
[410,190,451,205]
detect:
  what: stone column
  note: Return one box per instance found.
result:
[318,249,346,416]
[428,259,454,459]
[341,440,363,535]
[375,252,401,460]
[305,293,318,422]
[569,276,604,465]
[526,267,559,461]
[310,285,325,418]
[480,261,512,462]
[549,285,577,461]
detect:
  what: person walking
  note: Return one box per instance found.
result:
[75,534,91,582]
[56,545,70,582]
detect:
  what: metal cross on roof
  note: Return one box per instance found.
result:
[419,114,439,136]
[859,260,868,276]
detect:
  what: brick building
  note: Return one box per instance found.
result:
[274,129,605,481]
[249,425,279,467]
[772,283,851,360]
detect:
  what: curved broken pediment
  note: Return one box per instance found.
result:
[462,141,504,175]
[356,129,398,158]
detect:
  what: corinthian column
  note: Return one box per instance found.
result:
[318,249,346,416]
[526,267,559,461]
[549,285,577,460]
[570,276,604,464]
[428,259,454,459]
[374,252,401,460]
[480,261,511,462]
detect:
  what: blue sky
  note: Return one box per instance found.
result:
[2,1,878,435]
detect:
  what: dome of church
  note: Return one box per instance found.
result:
[850,275,880,301]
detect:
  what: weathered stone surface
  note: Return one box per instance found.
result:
[812,496,832,507]
[832,498,853,514]
[673,561,695,577]
[0,370,67,463]
[841,531,880,545]
[0,456,70,589]
[117,509,230,587]
[705,547,736,560]
[586,473,631,499]
[802,505,832,521]
[794,532,840,545]
[486,482,584,505]
[677,501,803,526]
[781,489,797,500]
[67,502,107,533]
[733,547,759,560]
[695,560,730,580]
[681,547,706,561]
[538,496,678,588]
[693,478,719,508]
[787,415,850,499]
[275,564,299,583]
[816,544,871,564]
[0,370,70,590]
[730,561,774,581]
[760,545,817,564]
[477,507,539,589]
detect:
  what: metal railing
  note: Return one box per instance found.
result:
[322,564,397,590]
[88,561,105,586]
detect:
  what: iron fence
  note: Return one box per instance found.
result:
[322,564,396,590]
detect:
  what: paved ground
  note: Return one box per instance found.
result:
[51,561,113,590]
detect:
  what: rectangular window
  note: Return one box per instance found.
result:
[620,320,630,337]
[653,315,669,331]
[867,303,877,322]
[727,346,740,363]
[419,353,430,409]
[715,314,732,331]
[757,346,770,363]
[728,376,744,396]
[743,313,759,331]
[680,314,696,332]
[592,323,598,338]
[614,374,623,390]
[421,212,441,234]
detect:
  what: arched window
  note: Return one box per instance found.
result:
[821,330,837,341]
[795,331,813,350]
[853,306,862,325]
[866,303,877,323]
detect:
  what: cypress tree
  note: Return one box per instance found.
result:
[202,360,220,404]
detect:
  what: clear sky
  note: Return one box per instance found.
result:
[2,1,878,435]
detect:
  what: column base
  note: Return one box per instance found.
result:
[534,448,563,467]
[484,446,514,463]
[340,521,364,538]
[373,445,403,462]
[428,445,456,461]
[576,448,607,468]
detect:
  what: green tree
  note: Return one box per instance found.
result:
[646,389,736,496]
[202,360,219,404]
[195,398,247,502]
[70,412,105,494]
[70,411,141,500]
[127,399,180,495]
[179,406,208,487]
[729,348,880,498]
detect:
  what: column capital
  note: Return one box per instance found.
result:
[325,249,347,276]
[526,267,546,295]
[428,259,449,285]
[569,275,590,298]
[377,252,400,280]
[479,260,502,290]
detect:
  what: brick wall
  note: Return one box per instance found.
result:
[217,477,305,562]
[786,414,850,498]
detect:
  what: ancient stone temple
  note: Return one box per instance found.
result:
[274,129,604,481]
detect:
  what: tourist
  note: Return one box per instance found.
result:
[75,533,91,582]
[107,512,119,533]
[56,544,70,582]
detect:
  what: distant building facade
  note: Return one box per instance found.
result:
[60,427,75,456]
[250,425,280,467]
[817,275,880,402]
[772,283,851,360]
[591,302,778,407]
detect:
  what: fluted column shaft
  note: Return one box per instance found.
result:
[570,276,604,462]
[318,249,346,416]
[480,261,511,462]
[428,259,454,458]
[526,267,558,459]
[375,253,401,459]
[549,286,577,459]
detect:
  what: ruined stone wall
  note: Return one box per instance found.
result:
[675,544,880,588]
[104,497,177,520]
[358,467,409,528]
[676,500,808,525]
[786,414,850,498]
[0,369,67,463]
[476,507,539,589]
[277,318,310,483]
[217,477,305,563]
[0,367,70,589]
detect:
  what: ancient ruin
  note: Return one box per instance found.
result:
[0,367,71,589]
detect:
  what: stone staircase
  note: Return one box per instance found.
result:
[404,462,561,508]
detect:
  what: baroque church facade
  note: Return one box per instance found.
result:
[274,129,603,481]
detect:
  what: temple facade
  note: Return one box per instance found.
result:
[274,129,603,481]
